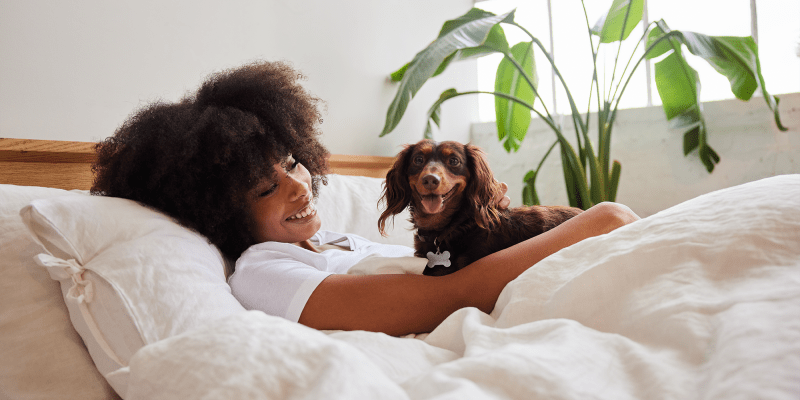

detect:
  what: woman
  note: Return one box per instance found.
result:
[92,61,639,337]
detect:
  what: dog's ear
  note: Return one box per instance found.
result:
[464,143,503,230]
[378,144,415,236]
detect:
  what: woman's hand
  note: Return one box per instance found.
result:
[299,202,639,336]
[496,182,511,209]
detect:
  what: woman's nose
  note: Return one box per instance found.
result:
[286,173,311,201]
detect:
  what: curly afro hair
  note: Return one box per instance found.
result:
[91,61,330,265]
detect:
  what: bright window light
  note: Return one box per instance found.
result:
[476,0,800,122]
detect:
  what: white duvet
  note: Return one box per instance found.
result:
[124,175,800,399]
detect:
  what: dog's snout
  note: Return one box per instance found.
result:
[422,174,440,191]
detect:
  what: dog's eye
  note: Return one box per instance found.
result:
[413,155,424,165]
[448,157,461,166]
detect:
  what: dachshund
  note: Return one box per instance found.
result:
[378,139,583,276]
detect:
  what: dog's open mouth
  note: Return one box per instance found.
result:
[420,186,457,215]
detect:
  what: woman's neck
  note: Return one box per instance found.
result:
[295,239,319,253]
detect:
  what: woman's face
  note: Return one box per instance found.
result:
[247,155,321,244]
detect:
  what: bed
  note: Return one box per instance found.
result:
[1,138,799,400]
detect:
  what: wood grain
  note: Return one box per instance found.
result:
[0,138,394,190]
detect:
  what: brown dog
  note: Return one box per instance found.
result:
[378,139,582,276]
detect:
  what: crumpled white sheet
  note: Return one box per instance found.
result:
[125,175,800,400]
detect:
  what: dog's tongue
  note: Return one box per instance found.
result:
[421,195,444,214]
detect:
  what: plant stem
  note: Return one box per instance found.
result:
[535,140,559,176]
[607,0,634,105]
[512,22,588,137]
[580,0,597,161]
[608,30,683,127]
[448,90,554,127]
[455,89,590,205]
[502,53,554,122]
[609,22,653,105]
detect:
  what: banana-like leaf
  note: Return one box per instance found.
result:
[424,88,459,138]
[439,8,497,37]
[381,9,515,136]
[390,64,409,82]
[655,50,700,120]
[522,169,539,206]
[644,23,673,59]
[654,44,720,172]
[668,104,720,172]
[592,0,643,43]
[392,25,511,83]
[647,20,787,131]
[691,35,786,130]
[495,41,536,153]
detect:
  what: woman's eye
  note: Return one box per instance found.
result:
[259,185,278,197]
[285,155,299,171]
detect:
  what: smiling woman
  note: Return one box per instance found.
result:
[91,60,639,337]
[247,155,322,245]
[91,61,330,262]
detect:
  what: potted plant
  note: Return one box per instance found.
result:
[380,0,787,209]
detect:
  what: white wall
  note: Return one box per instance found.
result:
[3,1,797,216]
[0,0,477,156]
[472,92,800,217]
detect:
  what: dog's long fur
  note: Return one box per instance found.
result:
[378,140,582,276]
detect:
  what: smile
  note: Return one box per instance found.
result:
[422,185,457,203]
[286,202,317,221]
[420,185,458,215]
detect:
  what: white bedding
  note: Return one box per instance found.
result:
[119,175,800,399]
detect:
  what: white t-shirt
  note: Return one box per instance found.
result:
[228,230,421,322]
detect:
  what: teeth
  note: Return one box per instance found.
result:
[287,202,317,221]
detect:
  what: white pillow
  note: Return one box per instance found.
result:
[17,173,411,397]
[0,185,119,400]
[317,174,414,247]
[21,195,245,397]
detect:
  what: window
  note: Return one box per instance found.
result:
[476,0,800,122]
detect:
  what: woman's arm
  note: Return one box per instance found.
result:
[299,202,639,336]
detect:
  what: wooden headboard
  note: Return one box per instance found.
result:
[0,138,395,190]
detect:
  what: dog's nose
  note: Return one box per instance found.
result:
[422,174,440,191]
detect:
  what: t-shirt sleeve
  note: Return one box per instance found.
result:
[228,250,333,322]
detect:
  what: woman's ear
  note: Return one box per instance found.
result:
[378,144,415,236]
[464,143,503,230]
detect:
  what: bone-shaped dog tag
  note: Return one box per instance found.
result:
[426,250,451,268]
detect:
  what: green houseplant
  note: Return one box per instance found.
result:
[380,0,787,209]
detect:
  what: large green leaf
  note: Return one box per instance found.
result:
[522,169,539,206]
[655,47,720,172]
[433,25,511,78]
[495,41,536,152]
[592,0,643,43]
[644,21,674,59]
[685,34,786,130]
[655,49,699,120]
[682,33,758,100]
[438,8,496,37]
[381,9,515,136]
[390,9,511,83]
[389,24,511,83]
[647,20,787,131]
